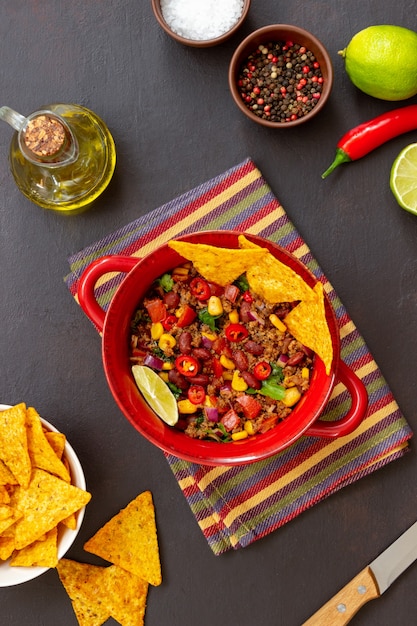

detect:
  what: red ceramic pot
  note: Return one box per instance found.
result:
[78,231,368,466]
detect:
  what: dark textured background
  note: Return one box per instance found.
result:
[1,2,417,624]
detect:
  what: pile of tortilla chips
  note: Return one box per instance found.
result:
[169,235,333,375]
[0,403,91,568]
[57,490,161,626]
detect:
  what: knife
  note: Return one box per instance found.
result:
[302,519,417,625]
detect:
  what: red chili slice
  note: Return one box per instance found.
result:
[190,277,211,301]
[225,323,249,342]
[176,304,197,328]
[175,355,200,377]
[253,361,272,380]
[162,314,177,331]
[188,385,206,405]
[212,357,224,378]
[242,290,254,303]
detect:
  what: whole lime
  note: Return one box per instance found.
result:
[340,25,417,100]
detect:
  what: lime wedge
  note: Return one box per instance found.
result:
[132,365,178,426]
[390,143,417,215]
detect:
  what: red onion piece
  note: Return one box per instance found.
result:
[201,335,213,349]
[143,353,165,371]
[204,407,219,422]
[247,309,265,325]
[276,354,289,368]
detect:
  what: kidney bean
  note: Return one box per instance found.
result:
[178,331,192,354]
[241,370,262,390]
[163,291,180,309]
[168,369,189,390]
[245,340,264,356]
[232,349,249,371]
[188,374,210,386]
[286,351,305,366]
[192,347,212,361]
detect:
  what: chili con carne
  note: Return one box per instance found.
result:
[322,105,417,178]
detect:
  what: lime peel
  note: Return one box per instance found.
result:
[132,365,179,426]
[390,143,417,215]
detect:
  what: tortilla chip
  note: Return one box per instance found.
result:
[0,536,15,561]
[10,526,58,567]
[0,510,22,535]
[0,403,32,489]
[168,240,269,286]
[84,490,162,586]
[0,459,17,486]
[0,485,10,504]
[11,468,91,550]
[0,504,13,521]
[25,407,70,482]
[45,431,66,459]
[102,565,148,626]
[57,559,111,626]
[238,235,315,304]
[61,512,77,530]
[284,282,333,375]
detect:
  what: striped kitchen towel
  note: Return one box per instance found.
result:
[65,158,412,555]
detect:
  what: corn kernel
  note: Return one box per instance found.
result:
[244,421,256,436]
[204,395,216,407]
[231,430,249,441]
[201,330,217,341]
[151,322,164,340]
[283,377,296,387]
[223,371,233,381]
[162,361,175,370]
[220,355,235,370]
[158,333,177,351]
[229,310,239,323]
[172,266,189,276]
[231,370,248,391]
[301,367,310,380]
[282,387,301,407]
[207,295,223,316]
[269,314,287,333]
[158,372,169,382]
[177,399,198,414]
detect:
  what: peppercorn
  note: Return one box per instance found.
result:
[237,40,324,123]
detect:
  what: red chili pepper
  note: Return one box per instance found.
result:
[176,304,197,328]
[225,323,249,342]
[175,355,200,377]
[322,105,417,178]
[253,361,272,380]
[162,314,177,331]
[190,277,211,301]
[212,357,224,378]
[242,290,253,303]
[187,385,206,405]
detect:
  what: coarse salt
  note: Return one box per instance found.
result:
[160,0,245,41]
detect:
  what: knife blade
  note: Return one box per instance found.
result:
[302,519,417,625]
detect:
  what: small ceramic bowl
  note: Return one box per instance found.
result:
[151,0,251,48]
[0,404,87,587]
[229,24,333,127]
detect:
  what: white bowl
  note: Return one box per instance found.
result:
[0,404,87,587]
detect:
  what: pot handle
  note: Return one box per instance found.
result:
[77,255,139,332]
[304,360,368,438]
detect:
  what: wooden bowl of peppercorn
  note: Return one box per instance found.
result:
[228,25,333,127]
[151,0,251,48]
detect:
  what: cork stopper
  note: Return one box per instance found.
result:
[23,114,67,158]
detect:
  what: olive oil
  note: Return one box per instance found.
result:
[8,104,116,212]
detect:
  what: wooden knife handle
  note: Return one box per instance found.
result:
[302,566,380,625]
